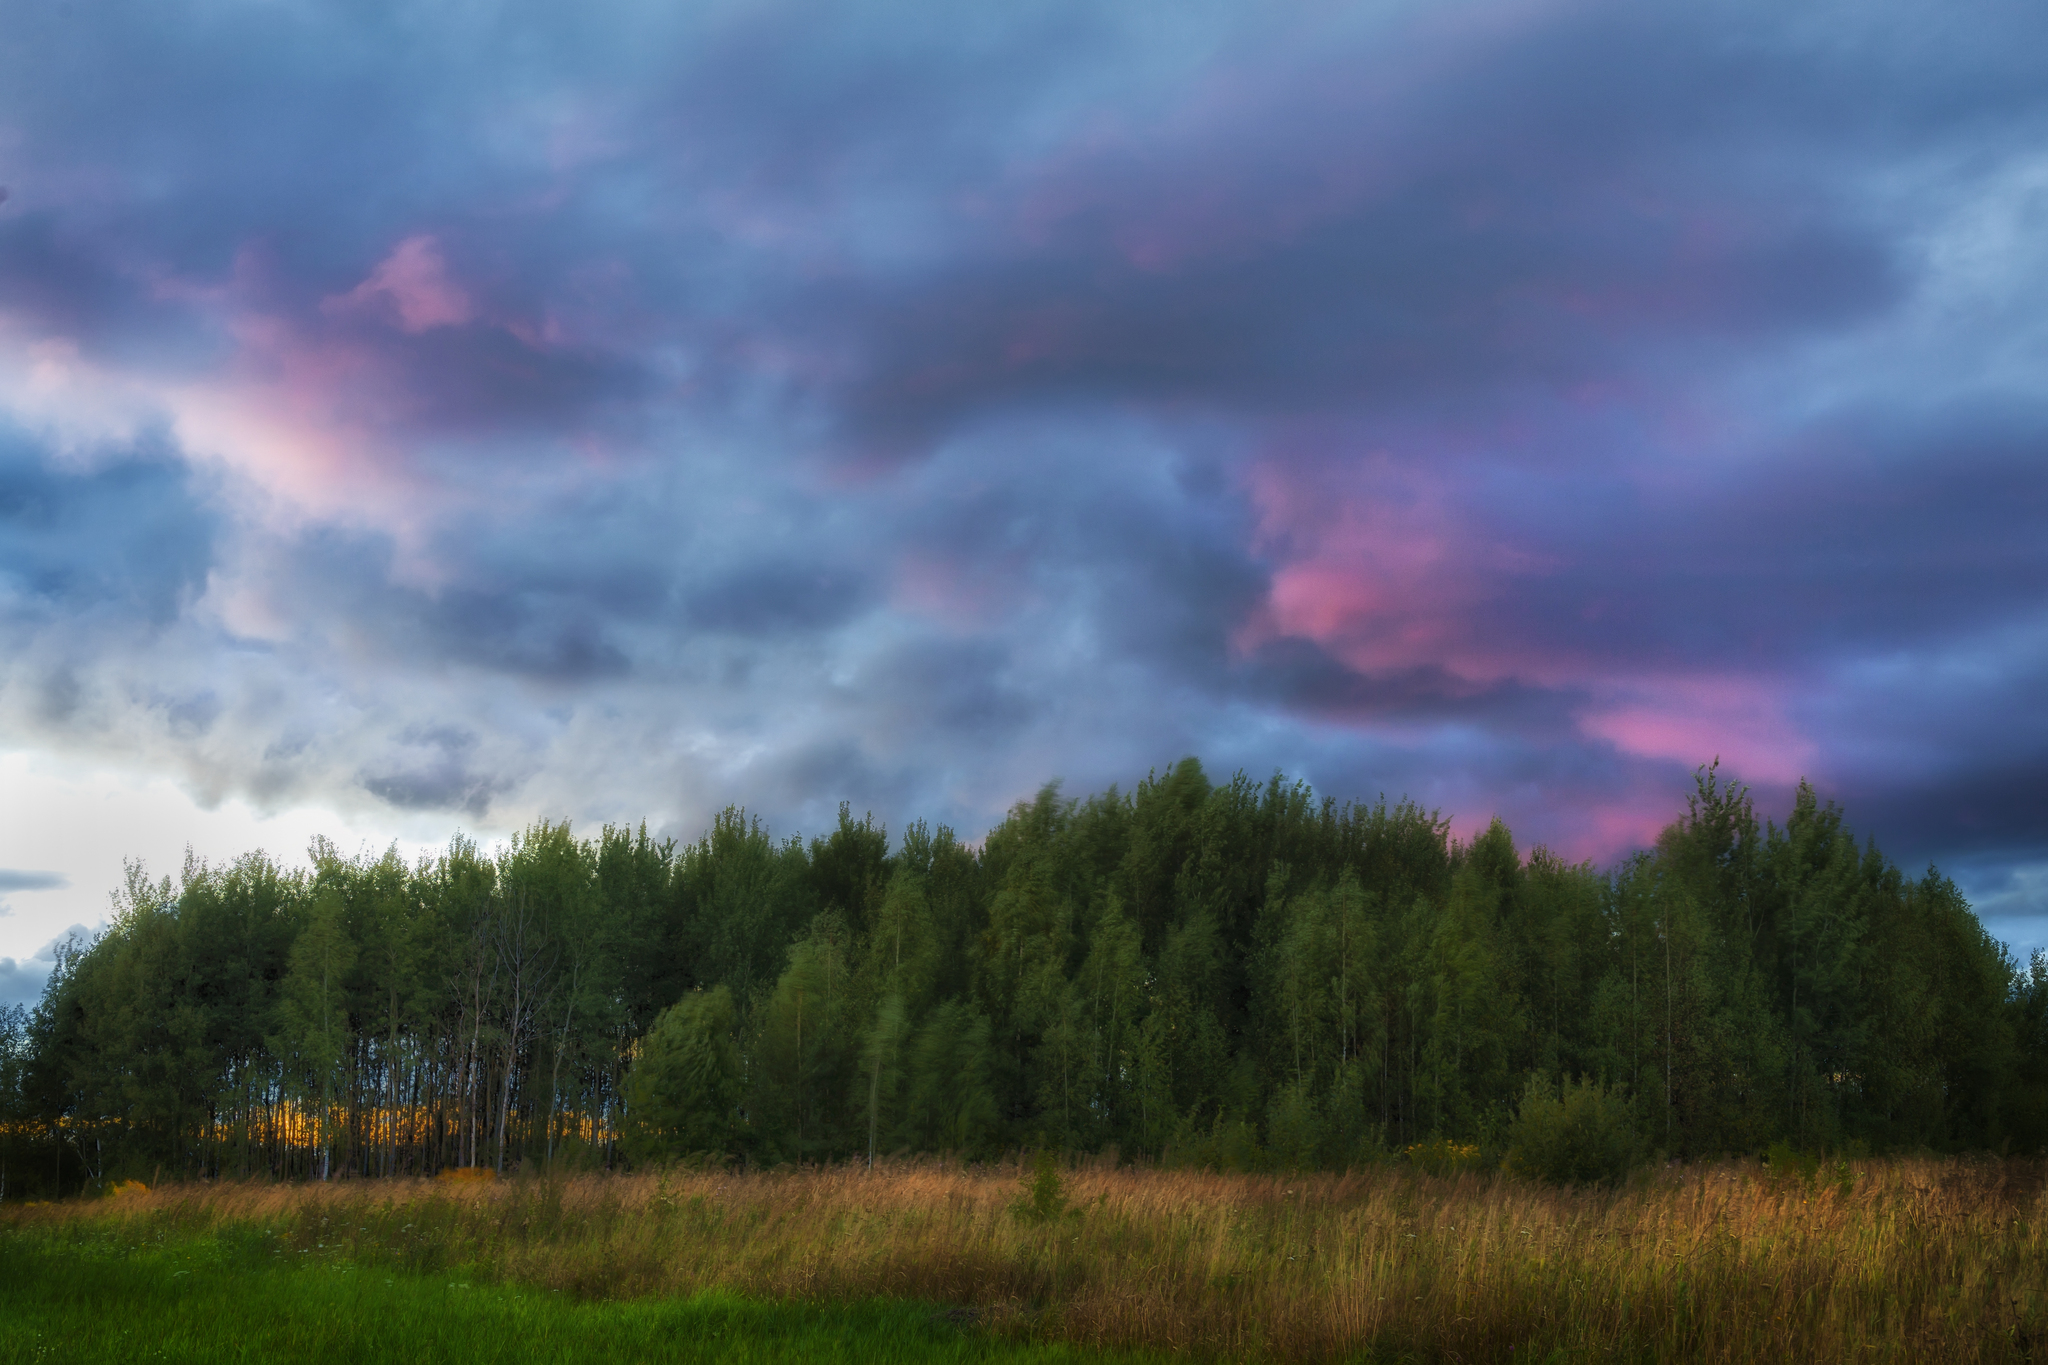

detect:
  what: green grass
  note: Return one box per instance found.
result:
[0,1228,1157,1365]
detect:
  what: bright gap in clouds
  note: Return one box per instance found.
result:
[0,751,446,1003]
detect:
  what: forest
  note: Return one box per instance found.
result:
[3,759,2044,1195]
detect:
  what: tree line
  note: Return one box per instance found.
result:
[3,758,2044,1195]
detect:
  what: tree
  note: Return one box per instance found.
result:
[1419,865,1522,1138]
[903,1000,998,1153]
[859,994,911,1166]
[623,987,741,1161]
[270,888,356,1180]
[749,915,857,1161]
[6,756,2036,1180]
[865,868,940,1013]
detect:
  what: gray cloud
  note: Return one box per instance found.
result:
[0,923,92,1007]
[0,427,218,628]
[0,958,48,1006]
[0,0,2039,940]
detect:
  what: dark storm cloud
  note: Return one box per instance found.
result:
[358,724,515,817]
[327,322,648,438]
[1237,637,1586,738]
[257,521,654,683]
[0,428,217,626]
[0,0,2042,938]
[890,421,1266,677]
[1849,757,2048,871]
[0,213,180,348]
[0,957,48,1006]
[858,637,1036,742]
[1435,401,2048,673]
[822,191,1896,450]
[685,562,871,636]
[0,925,91,1007]
[801,5,1983,450]
[421,587,632,682]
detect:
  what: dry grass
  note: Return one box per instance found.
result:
[8,1157,2045,1363]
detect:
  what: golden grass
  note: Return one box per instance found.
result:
[7,1157,2044,1363]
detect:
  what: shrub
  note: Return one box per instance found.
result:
[1165,1112,1264,1172]
[1266,1078,1326,1171]
[1504,1075,1642,1186]
[1764,1139,1818,1187]
[1011,1148,1069,1223]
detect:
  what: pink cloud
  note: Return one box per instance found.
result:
[139,245,469,572]
[1234,441,1525,682]
[1577,676,1817,786]
[324,236,473,333]
[1237,432,1821,811]
[1566,795,1684,864]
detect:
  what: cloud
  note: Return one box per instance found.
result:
[325,236,475,334]
[0,0,2040,928]
[0,922,92,1007]
[0,958,47,1006]
[0,425,219,628]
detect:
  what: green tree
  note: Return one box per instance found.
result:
[859,994,911,1166]
[903,1000,998,1153]
[865,868,941,1013]
[748,915,857,1160]
[1505,1075,1642,1185]
[271,888,356,1180]
[624,987,741,1161]
[1418,865,1522,1138]
[978,847,1071,1133]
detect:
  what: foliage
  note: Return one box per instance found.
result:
[1012,1147,1070,1223]
[623,988,742,1162]
[1764,1140,1856,1199]
[1504,1075,1642,1186]
[3,759,2040,1194]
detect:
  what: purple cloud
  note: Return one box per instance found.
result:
[0,0,2042,949]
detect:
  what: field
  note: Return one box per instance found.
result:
[3,1157,2044,1363]
[0,1235,1147,1365]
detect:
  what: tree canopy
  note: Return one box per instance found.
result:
[4,760,2041,1194]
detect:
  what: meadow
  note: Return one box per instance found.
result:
[3,1156,2043,1364]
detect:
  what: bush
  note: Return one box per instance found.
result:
[434,1167,496,1184]
[1011,1148,1070,1223]
[1165,1111,1264,1172]
[1266,1078,1325,1171]
[1504,1075,1642,1186]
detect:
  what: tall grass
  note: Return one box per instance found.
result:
[6,1157,2043,1362]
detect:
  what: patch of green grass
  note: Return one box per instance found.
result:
[0,1229,1152,1365]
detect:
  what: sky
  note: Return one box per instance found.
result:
[2,0,2046,1003]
